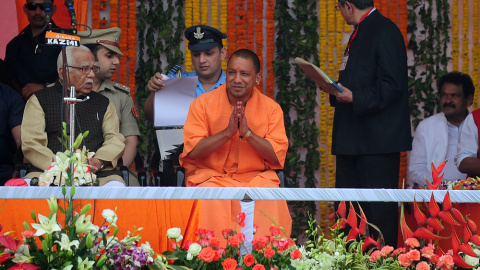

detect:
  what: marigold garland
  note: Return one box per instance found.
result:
[227,0,237,56]
[452,0,459,71]
[220,0,228,71]
[91,0,101,29]
[201,0,209,24]
[461,0,469,74]
[246,0,255,51]
[236,0,246,49]
[185,0,193,71]
[254,0,264,92]
[127,0,136,103]
[473,0,480,108]
[110,0,118,27]
[265,0,275,98]
[117,0,128,86]
[211,0,218,31]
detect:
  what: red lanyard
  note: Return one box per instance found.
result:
[346,8,374,55]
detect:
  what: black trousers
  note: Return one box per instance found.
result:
[335,153,400,247]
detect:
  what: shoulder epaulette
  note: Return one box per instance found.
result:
[112,82,130,93]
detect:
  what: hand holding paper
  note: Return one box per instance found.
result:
[294,57,343,95]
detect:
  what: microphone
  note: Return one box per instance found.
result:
[64,0,76,26]
[44,0,53,24]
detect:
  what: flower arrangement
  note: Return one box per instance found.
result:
[164,213,301,270]
[0,186,170,270]
[33,122,98,187]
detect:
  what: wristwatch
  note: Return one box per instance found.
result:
[99,160,105,170]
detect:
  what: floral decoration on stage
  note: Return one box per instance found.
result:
[164,213,301,270]
[33,122,98,187]
[0,186,169,270]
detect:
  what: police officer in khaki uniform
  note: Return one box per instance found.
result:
[79,27,141,186]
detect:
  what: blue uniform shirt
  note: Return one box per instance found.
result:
[167,65,226,97]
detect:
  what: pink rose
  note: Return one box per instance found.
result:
[269,226,282,237]
[237,212,246,228]
[209,237,220,249]
[421,244,435,259]
[222,229,233,239]
[195,228,207,238]
[277,238,289,252]
[369,250,381,262]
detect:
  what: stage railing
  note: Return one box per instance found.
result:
[1,187,480,202]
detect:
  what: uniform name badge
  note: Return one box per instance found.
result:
[340,55,349,71]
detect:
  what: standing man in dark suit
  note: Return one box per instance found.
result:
[329,0,411,247]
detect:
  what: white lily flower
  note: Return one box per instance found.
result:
[77,257,95,270]
[55,233,80,251]
[12,244,33,263]
[31,213,61,236]
[75,215,97,234]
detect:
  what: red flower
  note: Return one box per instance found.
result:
[222,229,233,239]
[198,247,215,262]
[237,212,246,228]
[228,236,240,248]
[253,224,258,234]
[213,250,222,261]
[252,236,269,251]
[4,179,28,186]
[0,234,18,251]
[6,263,40,270]
[269,226,282,237]
[252,264,266,270]
[264,247,275,259]
[243,254,255,267]
[290,249,301,260]
[209,237,220,249]
[222,258,237,270]
[0,253,11,264]
[195,228,207,238]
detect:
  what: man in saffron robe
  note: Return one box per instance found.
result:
[180,49,292,242]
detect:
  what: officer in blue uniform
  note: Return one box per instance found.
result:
[144,25,227,120]
[143,25,227,186]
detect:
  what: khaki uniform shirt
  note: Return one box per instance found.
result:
[98,80,140,138]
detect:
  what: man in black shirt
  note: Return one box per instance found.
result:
[4,0,61,100]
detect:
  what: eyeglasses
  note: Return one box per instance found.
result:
[25,2,45,11]
[67,65,100,74]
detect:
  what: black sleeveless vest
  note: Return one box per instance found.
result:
[35,82,108,154]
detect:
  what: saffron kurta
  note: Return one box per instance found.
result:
[180,84,291,239]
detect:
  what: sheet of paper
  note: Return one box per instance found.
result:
[153,75,198,127]
[156,129,184,160]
